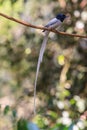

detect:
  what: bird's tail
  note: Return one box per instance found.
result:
[34,32,49,115]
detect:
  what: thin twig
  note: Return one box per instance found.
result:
[0,12,87,38]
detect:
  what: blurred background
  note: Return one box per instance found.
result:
[0,0,87,130]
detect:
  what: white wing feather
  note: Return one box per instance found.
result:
[45,18,61,28]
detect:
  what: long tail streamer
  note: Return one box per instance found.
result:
[34,32,49,115]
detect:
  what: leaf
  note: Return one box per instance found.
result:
[12,109,17,118]
[47,111,57,119]
[17,118,28,130]
[17,118,39,130]
[4,105,10,115]
[49,123,69,130]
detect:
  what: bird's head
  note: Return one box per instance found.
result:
[56,13,68,22]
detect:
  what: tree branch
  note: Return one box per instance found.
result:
[0,12,87,38]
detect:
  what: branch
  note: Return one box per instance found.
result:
[0,12,87,38]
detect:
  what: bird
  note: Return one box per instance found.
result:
[34,13,68,114]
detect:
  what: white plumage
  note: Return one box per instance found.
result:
[34,14,67,114]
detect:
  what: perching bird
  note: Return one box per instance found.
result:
[34,13,68,114]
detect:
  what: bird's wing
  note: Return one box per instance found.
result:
[43,18,61,32]
[45,18,61,28]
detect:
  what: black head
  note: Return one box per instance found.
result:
[56,13,66,22]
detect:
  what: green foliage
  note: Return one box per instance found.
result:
[10,0,18,4]
[49,123,69,130]
[17,118,28,130]
[4,105,10,115]
[12,109,17,118]
[17,118,39,130]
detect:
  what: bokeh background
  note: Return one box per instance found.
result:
[0,0,87,130]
